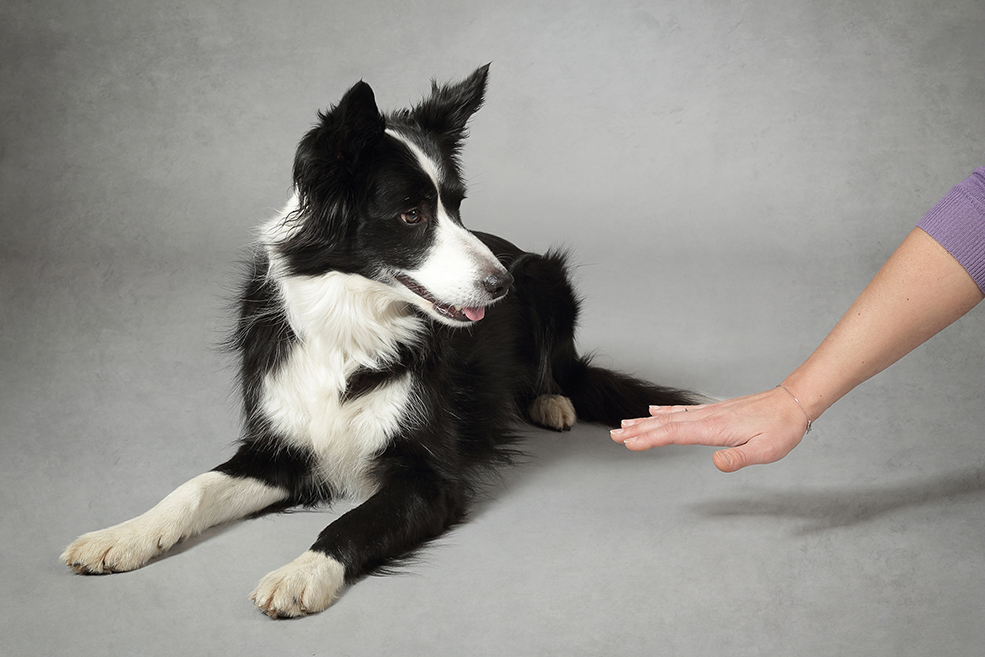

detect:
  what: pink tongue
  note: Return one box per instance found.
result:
[464,306,485,321]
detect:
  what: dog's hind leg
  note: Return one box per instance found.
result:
[527,393,577,431]
[61,471,289,575]
[510,248,698,428]
[504,249,583,431]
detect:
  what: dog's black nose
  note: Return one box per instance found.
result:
[482,271,513,298]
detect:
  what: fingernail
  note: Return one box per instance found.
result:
[610,428,623,436]
[622,437,637,444]
[621,418,636,427]
[649,405,660,411]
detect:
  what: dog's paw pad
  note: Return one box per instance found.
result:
[251,551,346,619]
[528,394,577,431]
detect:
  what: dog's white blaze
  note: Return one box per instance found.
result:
[385,128,442,188]
[386,129,506,310]
[259,251,424,499]
[417,213,498,305]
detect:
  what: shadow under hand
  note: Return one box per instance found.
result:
[693,468,985,534]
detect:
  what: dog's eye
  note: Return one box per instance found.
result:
[400,209,425,225]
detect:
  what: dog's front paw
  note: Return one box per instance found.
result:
[61,518,180,575]
[528,394,577,431]
[251,550,346,619]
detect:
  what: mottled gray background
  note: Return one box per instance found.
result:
[2,1,983,655]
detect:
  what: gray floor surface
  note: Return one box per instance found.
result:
[2,1,983,655]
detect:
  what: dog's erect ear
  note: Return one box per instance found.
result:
[283,81,386,274]
[411,64,490,156]
[294,80,387,186]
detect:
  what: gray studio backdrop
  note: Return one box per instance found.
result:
[2,1,983,656]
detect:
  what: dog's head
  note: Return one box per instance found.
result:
[273,64,512,327]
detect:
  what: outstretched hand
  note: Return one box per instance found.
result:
[610,387,811,472]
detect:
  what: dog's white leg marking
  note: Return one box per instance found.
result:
[61,472,289,574]
[251,550,346,619]
[528,394,578,431]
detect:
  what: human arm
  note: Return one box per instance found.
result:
[611,227,985,471]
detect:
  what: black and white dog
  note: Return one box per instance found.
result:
[62,65,695,618]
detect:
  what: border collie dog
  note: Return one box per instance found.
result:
[62,65,695,618]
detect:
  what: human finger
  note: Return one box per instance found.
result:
[609,412,676,443]
[648,404,710,416]
[613,408,729,450]
[608,404,706,444]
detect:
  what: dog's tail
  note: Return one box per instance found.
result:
[558,355,701,428]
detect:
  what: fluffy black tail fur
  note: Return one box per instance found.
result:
[559,358,699,427]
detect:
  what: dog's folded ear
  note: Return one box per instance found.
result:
[411,64,490,158]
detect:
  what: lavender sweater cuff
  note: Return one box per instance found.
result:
[917,167,985,294]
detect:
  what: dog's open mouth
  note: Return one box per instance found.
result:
[394,273,486,322]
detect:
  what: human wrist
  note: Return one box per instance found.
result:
[778,371,839,426]
[775,384,812,434]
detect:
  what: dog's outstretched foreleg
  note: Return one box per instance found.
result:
[251,470,464,618]
[61,471,289,574]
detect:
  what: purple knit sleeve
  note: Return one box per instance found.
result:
[917,167,985,294]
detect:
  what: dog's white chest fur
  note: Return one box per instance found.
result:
[260,264,423,499]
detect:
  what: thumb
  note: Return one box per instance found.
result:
[712,446,755,473]
[714,438,792,472]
